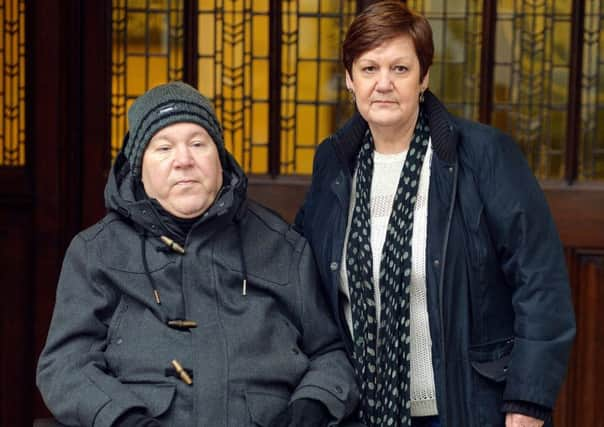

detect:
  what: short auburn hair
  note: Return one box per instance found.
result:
[342,0,434,82]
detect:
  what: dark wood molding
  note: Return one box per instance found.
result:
[0,209,33,427]
[63,0,83,240]
[80,1,112,228]
[541,182,604,249]
[0,168,30,196]
[247,175,310,223]
[29,0,88,418]
[554,250,604,424]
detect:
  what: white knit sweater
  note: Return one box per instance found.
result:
[339,141,438,417]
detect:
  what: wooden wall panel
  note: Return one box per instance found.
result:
[554,251,604,426]
[0,204,33,427]
[248,176,310,223]
[543,183,604,249]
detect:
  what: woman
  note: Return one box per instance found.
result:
[294,2,575,427]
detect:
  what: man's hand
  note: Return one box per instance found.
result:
[505,412,544,427]
[268,399,331,427]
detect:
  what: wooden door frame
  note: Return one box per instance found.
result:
[27,0,112,420]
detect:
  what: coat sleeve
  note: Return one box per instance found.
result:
[293,188,308,235]
[36,234,148,427]
[293,138,329,236]
[476,131,576,408]
[289,239,360,422]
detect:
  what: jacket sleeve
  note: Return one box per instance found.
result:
[293,138,329,236]
[36,235,149,427]
[476,132,576,409]
[289,239,359,422]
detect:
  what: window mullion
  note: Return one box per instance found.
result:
[566,0,585,184]
[268,0,282,177]
[479,0,496,124]
[183,0,197,86]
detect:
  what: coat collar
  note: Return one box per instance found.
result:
[331,89,459,174]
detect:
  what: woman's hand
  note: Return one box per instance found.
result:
[505,413,544,427]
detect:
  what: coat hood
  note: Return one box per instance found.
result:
[104,147,248,240]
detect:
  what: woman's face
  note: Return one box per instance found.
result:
[346,34,429,134]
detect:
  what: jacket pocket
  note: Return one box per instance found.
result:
[468,337,514,427]
[123,381,176,417]
[245,390,289,426]
[105,304,191,381]
[466,205,487,270]
[469,336,513,382]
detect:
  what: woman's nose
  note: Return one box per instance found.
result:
[375,71,393,91]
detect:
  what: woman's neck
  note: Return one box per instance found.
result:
[369,108,419,154]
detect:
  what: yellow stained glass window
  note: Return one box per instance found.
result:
[110,0,355,175]
[110,1,604,180]
[0,0,26,166]
[492,0,572,179]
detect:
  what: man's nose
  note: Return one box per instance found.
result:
[174,145,194,166]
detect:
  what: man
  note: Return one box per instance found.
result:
[37,82,359,427]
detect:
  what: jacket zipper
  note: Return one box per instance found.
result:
[436,162,458,426]
[330,139,356,355]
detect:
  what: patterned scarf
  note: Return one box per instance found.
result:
[347,110,430,427]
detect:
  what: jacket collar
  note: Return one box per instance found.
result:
[423,90,458,164]
[331,89,459,173]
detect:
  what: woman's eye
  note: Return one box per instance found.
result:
[393,65,408,73]
[362,66,376,73]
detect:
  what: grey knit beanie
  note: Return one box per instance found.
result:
[124,81,226,177]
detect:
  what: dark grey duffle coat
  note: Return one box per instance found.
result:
[37,151,359,427]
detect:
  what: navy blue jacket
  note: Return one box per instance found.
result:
[294,91,576,427]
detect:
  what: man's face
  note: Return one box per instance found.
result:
[141,122,223,218]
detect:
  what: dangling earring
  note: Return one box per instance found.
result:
[348,89,356,104]
[419,90,425,104]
